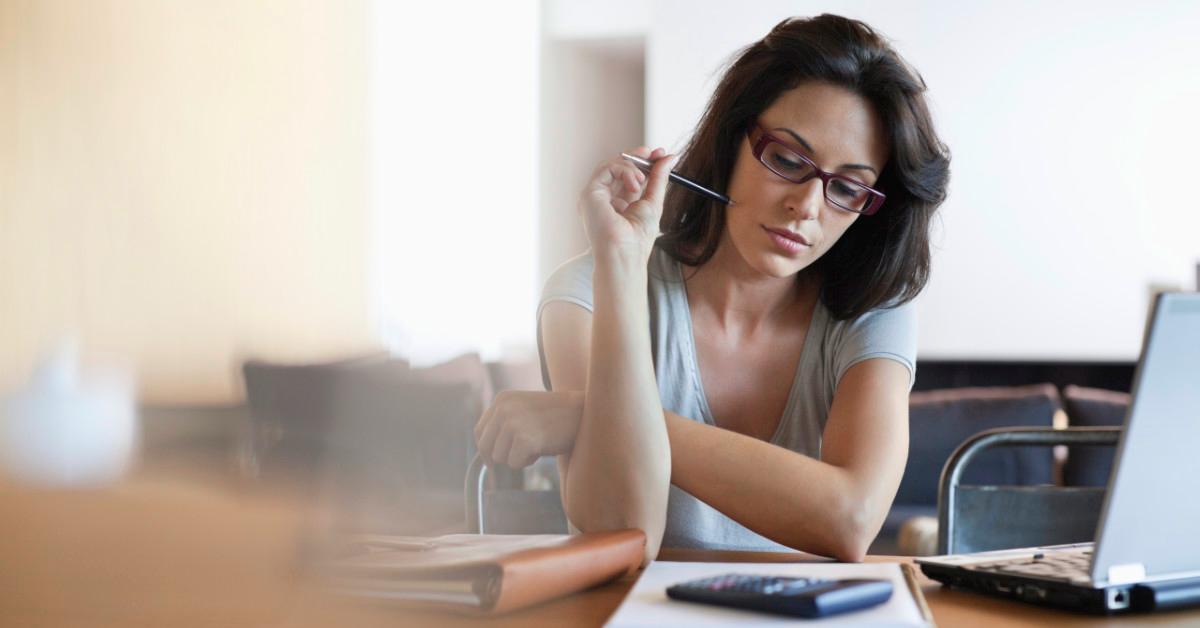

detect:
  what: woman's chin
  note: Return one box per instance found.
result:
[748,252,809,279]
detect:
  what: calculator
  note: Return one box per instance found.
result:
[666,573,894,618]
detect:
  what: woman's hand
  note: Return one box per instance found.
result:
[578,146,677,262]
[473,390,585,468]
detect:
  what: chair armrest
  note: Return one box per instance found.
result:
[465,453,490,533]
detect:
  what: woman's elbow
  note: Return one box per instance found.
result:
[560,450,671,531]
[828,534,870,563]
[563,495,665,566]
[563,491,665,536]
[827,500,881,562]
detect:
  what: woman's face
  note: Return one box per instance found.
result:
[722,82,889,279]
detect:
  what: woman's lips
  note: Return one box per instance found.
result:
[764,226,811,255]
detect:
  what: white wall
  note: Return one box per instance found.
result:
[539,39,645,281]
[647,0,1200,361]
[539,0,648,280]
[369,1,540,365]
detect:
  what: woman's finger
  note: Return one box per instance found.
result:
[511,450,538,469]
[506,434,535,469]
[588,160,638,201]
[473,400,495,442]
[615,170,643,209]
[476,407,505,464]
[588,160,646,214]
[623,170,642,195]
[492,427,515,469]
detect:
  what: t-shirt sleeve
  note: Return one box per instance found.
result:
[535,251,595,390]
[831,300,918,391]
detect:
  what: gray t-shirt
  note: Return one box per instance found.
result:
[535,246,917,551]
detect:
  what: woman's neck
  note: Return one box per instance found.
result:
[682,234,817,338]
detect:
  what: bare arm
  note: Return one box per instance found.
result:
[549,147,678,565]
[540,300,909,562]
[664,358,910,561]
[475,146,676,566]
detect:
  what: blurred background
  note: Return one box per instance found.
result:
[1,0,1199,604]
[5,0,1199,399]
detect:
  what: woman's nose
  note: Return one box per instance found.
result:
[785,177,824,221]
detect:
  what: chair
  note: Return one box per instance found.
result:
[938,426,1121,555]
[466,453,567,534]
[878,384,1064,555]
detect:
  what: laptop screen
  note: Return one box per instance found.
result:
[1091,292,1200,585]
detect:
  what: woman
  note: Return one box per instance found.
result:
[475,14,949,564]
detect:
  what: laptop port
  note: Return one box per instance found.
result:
[1108,588,1130,610]
[1022,585,1047,601]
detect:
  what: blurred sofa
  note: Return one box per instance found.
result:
[239,351,543,536]
[1061,384,1131,487]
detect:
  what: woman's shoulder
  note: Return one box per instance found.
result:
[540,250,596,310]
[818,298,918,386]
[545,249,595,285]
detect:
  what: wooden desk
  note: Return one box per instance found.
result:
[3,474,1198,627]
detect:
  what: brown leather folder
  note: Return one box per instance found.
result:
[318,530,646,615]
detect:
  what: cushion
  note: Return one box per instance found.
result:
[1062,385,1129,487]
[894,384,1061,506]
[897,515,939,557]
[242,352,494,534]
[486,356,544,394]
[406,353,493,418]
[241,352,399,484]
[321,376,478,534]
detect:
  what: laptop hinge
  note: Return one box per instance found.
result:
[1107,563,1146,585]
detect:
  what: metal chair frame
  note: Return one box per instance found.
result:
[465,453,490,533]
[937,426,1122,555]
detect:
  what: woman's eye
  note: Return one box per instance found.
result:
[771,155,803,171]
[830,179,867,199]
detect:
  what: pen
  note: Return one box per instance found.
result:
[620,153,735,206]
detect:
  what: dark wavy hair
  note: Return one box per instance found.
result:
[656,14,950,320]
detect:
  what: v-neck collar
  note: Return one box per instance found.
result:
[669,253,824,445]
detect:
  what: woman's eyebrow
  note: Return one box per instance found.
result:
[841,163,879,176]
[774,127,879,176]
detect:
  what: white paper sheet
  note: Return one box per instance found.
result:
[605,561,930,627]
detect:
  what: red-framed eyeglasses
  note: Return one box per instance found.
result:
[747,123,886,216]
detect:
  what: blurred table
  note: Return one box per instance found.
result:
[3,473,1198,627]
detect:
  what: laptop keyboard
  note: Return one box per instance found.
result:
[975,548,1093,582]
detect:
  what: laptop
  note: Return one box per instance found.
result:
[917,292,1200,614]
